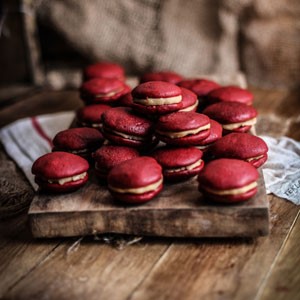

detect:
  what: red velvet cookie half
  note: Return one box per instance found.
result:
[195,120,223,152]
[80,78,130,104]
[198,158,259,203]
[178,88,199,112]
[177,78,220,109]
[202,102,257,134]
[101,107,155,148]
[207,86,253,106]
[32,152,89,193]
[140,71,183,84]
[52,127,104,159]
[108,157,163,204]
[208,133,268,168]
[151,146,204,182]
[131,81,183,115]
[155,112,211,146]
[93,145,139,179]
[76,104,111,129]
[83,62,125,81]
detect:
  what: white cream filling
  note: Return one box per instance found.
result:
[109,177,163,194]
[203,181,257,196]
[165,159,203,174]
[156,123,210,139]
[133,95,182,106]
[48,172,87,185]
[246,154,265,162]
[222,118,257,130]
[103,127,148,141]
[179,100,199,112]
[95,88,123,98]
[70,149,89,154]
[196,144,210,150]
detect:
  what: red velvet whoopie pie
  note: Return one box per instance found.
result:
[115,92,133,107]
[177,78,220,108]
[93,145,140,179]
[108,157,163,204]
[152,146,204,182]
[32,152,89,193]
[131,81,183,115]
[198,158,259,203]
[140,71,183,84]
[101,107,155,148]
[202,102,257,134]
[83,62,125,81]
[155,111,211,146]
[76,104,111,128]
[208,133,268,168]
[178,79,220,98]
[206,86,253,106]
[196,120,223,151]
[178,88,199,112]
[52,127,104,159]
[80,78,130,104]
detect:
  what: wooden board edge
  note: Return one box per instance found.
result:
[29,206,269,239]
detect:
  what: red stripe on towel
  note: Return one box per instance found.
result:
[31,117,53,148]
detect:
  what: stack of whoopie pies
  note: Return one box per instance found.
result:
[32,62,268,205]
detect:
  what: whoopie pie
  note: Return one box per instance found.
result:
[206,86,253,106]
[101,107,155,148]
[80,78,130,104]
[32,152,89,193]
[108,157,163,204]
[131,81,183,115]
[177,78,220,108]
[76,104,111,128]
[52,127,104,159]
[198,158,259,203]
[195,120,223,151]
[202,102,257,134]
[140,71,183,84]
[151,146,204,181]
[83,62,125,81]
[178,88,199,112]
[155,111,211,146]
[208,133,268,168]
[115,92,133,107]
[93,145,140,179]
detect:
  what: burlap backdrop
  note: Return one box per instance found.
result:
[37,0,299,89]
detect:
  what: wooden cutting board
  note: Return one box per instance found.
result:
[29,170,269,238]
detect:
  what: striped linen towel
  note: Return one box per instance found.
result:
[0,112,75,190]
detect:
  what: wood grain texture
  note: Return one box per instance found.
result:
[0,214,61,298]
[258,211,300,300]
[126,196,299,300]
[4,237,171,300]
[29,170,269,238]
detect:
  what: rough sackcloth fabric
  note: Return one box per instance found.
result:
[36,0,300,89]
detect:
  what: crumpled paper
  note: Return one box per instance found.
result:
[261,136,300,204]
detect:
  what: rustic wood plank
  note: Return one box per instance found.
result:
[29,170,268,238]
[3,196,298,300]
[258,211,300,300]
[4,237,171,300]
[0,213,61,298]
[126,196,299,300]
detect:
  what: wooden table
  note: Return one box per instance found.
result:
[0,87,299,300]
